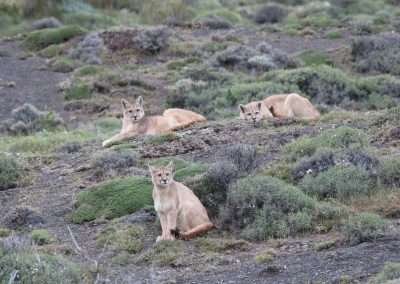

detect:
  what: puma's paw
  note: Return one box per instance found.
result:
[156,235,163,243]
[102,140,111,148]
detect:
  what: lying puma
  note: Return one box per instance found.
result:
[102,96,206,147]
[149,161,214,242]
[239,93,320,123]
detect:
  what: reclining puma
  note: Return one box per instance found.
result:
[239,93,320,123]
[149,161,214,242]
[102,96,206,147]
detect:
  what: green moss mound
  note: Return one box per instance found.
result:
[0,154,20,190]
[72,176,153,223]
[24,25,86,50]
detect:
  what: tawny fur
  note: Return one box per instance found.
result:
[239,93,320,123]
[149,162,214,242]
[102,97,206,147]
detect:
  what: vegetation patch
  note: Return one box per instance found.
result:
[255,249,277,264]
[72,176,153,223]
[194,238,249,253]
[136,240,185,266]
[0,154,20,191]
[24,25,86,50]
[378,158,400,188]
[0,251,82,283]
[97,224,144,254]
[31,229,54,246]
[220,176,316,240]
[64,84,92,101]
[341,212,386,245]
[0,228,11,238]
[370,262,400,284]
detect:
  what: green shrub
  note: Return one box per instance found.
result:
[72,176,153,223]
[370,262,400,284]
[254,249,276,264]
[194,238,249,253]
[24,25,86,50]
[97,224,143,254]
[31,229,54,245]
[297,50,333,66]
[291,148,335,181]
[0,228,11,238]
[49,58,75,73]
[220,176,316,240]
[0,154,20,191]
[0,252,81,283]
[75,65,105,76]
[379,158,400,188]
[342,212,386,245]
[140,0,195,24]
[137,240,185,266]
[284,126,369,162]
[300,165,374,201]
[63,12,117,30]
[39,44,63,58]
[64,84,92,100]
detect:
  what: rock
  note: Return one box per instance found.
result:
[2,207,45,230]
[31,17,63,30]
[132,26,171,54]
[258,265,286,276]
[121,208,157,224]
[69,32,104,65]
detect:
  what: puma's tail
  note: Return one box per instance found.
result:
[171,223,215,241]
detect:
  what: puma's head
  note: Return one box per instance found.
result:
[121,96,145,122]
[239,101,270,123]
[149,161,175,188]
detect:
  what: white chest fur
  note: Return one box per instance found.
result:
[153,187,176,214]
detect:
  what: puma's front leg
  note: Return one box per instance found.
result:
[102,132,135,148]
[166,209,178,240]
[157,213,173,242]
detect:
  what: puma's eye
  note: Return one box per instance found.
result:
[128,110,133,113]
[158,173,162,177]
[255,111,259,114]
[136,109,141,112]
[247,113,251,116]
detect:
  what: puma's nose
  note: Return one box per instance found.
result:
[162,179,167,184]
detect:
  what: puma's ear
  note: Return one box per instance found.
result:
[136,96,143,106]
[121,99,129,110]
[239,104,246,113]
[257,102,262,110]
[166,161,175,173]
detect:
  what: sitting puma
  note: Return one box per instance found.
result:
[239,93,320,123]
[102,96,206,147]
[149,161,214,242]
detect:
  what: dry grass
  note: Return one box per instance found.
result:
[350,190,400,218]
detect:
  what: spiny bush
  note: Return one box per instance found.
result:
[0,154,20,191]
[370,262,400,284]
[24,25,86,50]
[136,240,185,266]
[97,224,144,254]
[31,229,54,246]
[223,144,257,174]
[291,148,335,181]
[379,158,400,188]
[300,165,374,202]
[220,176,316,240]
[140,0,194,25]
[91,150,139,179]
[284,126,369,162]
[72,176,153,223]
[192,161,239,216]
[254,4,288,24]
[0,251,81,283]
[64,83,92,101]
[341,212,386,245]
[351,34,400,76]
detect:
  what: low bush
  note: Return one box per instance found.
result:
[370,262,400,284]
[0,154,20,191]
[220,176,316,240]
[49,57,75,73]
[254,4,288,24]
[379,158,400,188]
[136,240,185,266]
[300,165,374,202]
[72,176,153,223]
[92,150,139,179]
[284,126,369,162]
[291,148,335,181]
[31,229,54,246]
[341,212,386,245]
[0,251,81,283]
[64,84,92,101]
[24,25,86,50]
[97,224,143,254]
[223,144,257,174]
